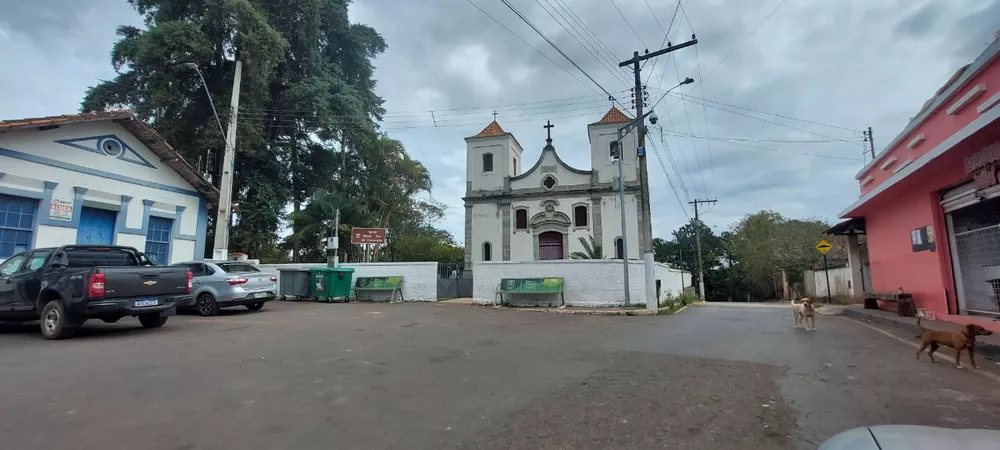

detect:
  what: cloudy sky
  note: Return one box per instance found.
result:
[2,0,998,241]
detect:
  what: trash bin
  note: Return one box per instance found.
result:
[309,267,355,302]
[277,268,312,300]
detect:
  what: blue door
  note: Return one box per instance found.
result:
[76,207,117,245]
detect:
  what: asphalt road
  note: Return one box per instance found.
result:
[1,301,998,449]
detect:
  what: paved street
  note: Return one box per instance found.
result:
[1,301,999,449]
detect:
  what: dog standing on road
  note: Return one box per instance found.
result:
[916,316,993,369]
[791,297,816,331]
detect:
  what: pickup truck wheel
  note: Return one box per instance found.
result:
[39,300,79,340]
[138,314,168,329]
[245,302,265,311]
[195,293,219,317]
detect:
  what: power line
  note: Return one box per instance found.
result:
[648,138,691,220]
[692,39,718,198]
[463,0,601,95]
[657,128,864,161]
[653,127,691,202]
[535,0,632,87]
[657,90,858,143]
[663,0,789,113]
[608,0,648,49]
[655,89,857,133]
[501,0,630,113]
[551,0,629,80]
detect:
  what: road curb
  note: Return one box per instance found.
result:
[839,308,1000,360]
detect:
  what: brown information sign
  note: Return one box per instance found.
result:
[351,227,387,244]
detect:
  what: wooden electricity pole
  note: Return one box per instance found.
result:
[689,198,717,300]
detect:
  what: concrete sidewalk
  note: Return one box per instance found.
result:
[839,305,1000,360]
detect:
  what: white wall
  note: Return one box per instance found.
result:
[812,266,855,298]
[0,122,206,263]
[654,262,690,299]
[471,203,502,262]
[473,260,690,307]
[588,123,638,184]
[597,194,640,258]
[508,148,591,189]
[258,262,439,301]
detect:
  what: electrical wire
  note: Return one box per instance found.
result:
[608,0,648,50]
[551,0,629,80]
[648,138,691,220]
[500,0,633,115]
[657,128,864,161]
[535,0,632,88]
[463,0,601,95]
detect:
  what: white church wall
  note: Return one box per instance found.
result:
[597,194,640,257]
[471,203,502,262]
[472,260,689,307]
[508,148,591,190]
[654,263,690,299]
[467,137,510,191]
[509,195,592,260]
[588,125,638,184]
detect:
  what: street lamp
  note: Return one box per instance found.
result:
[616,77,694,308]
[176,63,227,141]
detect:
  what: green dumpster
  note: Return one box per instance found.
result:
[309,267,355,302]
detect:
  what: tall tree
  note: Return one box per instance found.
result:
[82,0,391,259]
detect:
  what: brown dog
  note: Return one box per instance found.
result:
[915,316,994,369]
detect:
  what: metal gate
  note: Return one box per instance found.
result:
[951,223,1000,316]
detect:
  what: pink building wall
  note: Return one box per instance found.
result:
[857,58,1000,195]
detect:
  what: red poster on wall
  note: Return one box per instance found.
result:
[351,227,387,244]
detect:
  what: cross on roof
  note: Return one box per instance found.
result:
[544,120,554,141]
[492,110,498,121]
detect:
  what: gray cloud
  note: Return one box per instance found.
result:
[2,0,998,244]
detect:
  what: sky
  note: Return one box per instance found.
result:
[1,0,998,242]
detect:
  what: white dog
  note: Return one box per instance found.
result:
[791,297,816,331]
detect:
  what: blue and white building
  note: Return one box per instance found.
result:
[0,111,220,264]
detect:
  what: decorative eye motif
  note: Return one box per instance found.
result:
[99,137,124,156]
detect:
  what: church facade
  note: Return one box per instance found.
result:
[463,106,645,268]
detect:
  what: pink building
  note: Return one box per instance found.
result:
[832,37,1000,331]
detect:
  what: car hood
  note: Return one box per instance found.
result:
[819,425,1000,450]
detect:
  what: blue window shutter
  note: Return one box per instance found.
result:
[0,194,38,258]
[144,216,174,265]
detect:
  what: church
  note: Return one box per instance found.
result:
[463,106,644,267]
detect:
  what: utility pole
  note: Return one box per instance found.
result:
[212,60,242,261]
[689,198,717,300]
[327,208,340,268]
[619,37,697,310]
[863,126,875,161]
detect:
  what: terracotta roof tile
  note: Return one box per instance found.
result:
[0,111,134,131]
[471,120,508,138]
[594,106,631,125]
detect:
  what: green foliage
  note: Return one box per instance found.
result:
[84,0,455,261]
[570,235,604,259]
[656,210,832,302]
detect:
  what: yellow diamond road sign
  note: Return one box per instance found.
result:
[816,239,833,255]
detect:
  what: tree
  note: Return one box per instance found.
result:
[653,221,720,291]
[82,0,452,262]
[570,235,604,259]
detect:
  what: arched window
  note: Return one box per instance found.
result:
[574,205,588,227]
[483,153,494,172]
[515,208,528,230]
[483,242,492,261]
[609,140,621,160]
[615,237,624,259]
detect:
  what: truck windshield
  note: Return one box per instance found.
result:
[64,249,141,267]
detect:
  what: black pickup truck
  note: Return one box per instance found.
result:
[0,245,191,339]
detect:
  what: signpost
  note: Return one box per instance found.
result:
[351,227,387,244]
[816,239,833,302]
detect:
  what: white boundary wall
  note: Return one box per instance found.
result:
[473,260,690,307]
[258,262,439,301]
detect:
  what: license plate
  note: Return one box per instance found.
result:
[250,293,266,299]
[134,298,159,307]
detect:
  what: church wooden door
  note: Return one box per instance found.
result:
[538,231,564,260]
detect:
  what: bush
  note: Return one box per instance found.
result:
[677,291,699,306]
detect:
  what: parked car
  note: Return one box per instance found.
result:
[0,245,190,339]
[171,261,277,316]
[819,425,1000,449]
